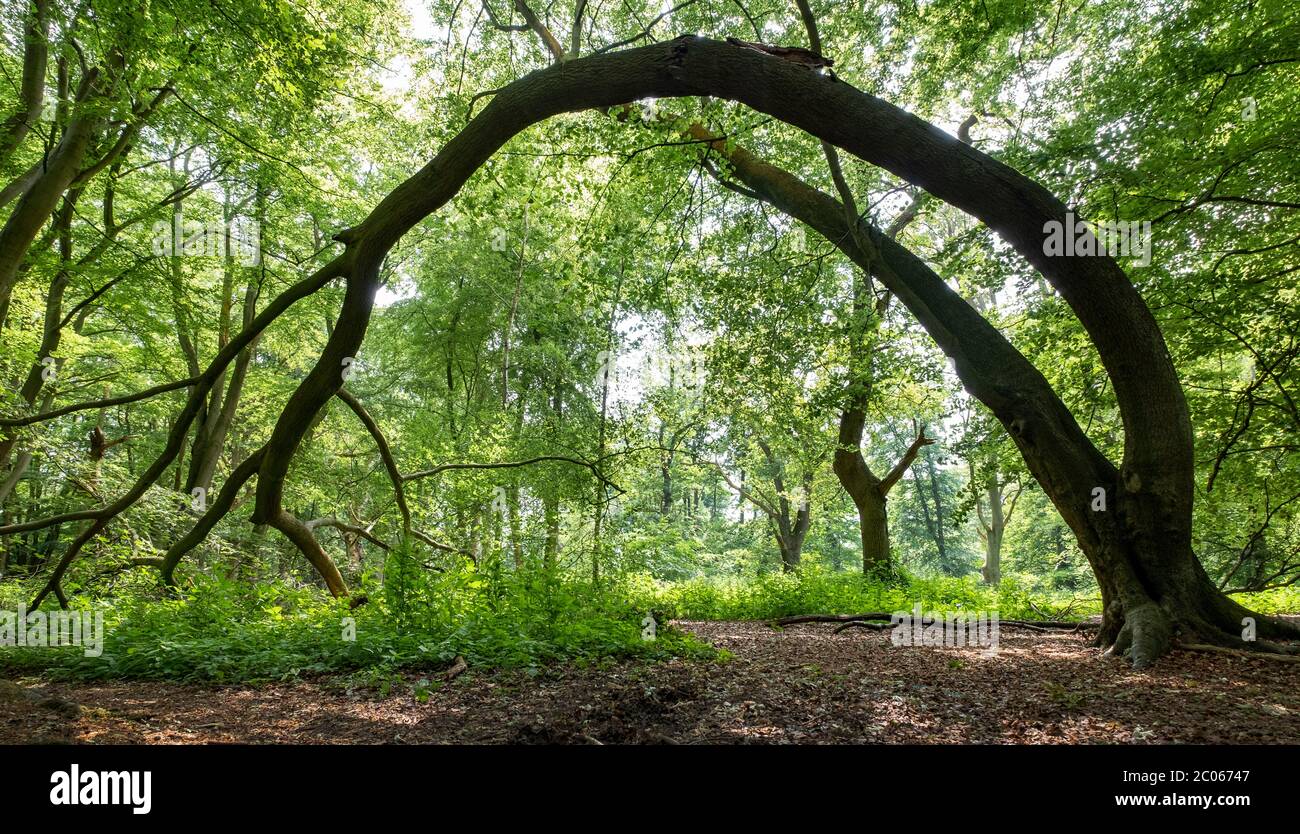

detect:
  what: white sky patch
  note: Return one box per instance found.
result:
[407,0,437,40]
[598,315,715,408]
[376,278,418,307]
[380,1,444,106]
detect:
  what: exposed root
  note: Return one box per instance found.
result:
[1255,613,1300,641]
[1102,600,1300,668]
[1124,603,1175,669]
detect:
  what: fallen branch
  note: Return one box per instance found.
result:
[1008,619,1097,632]
[445,655,468,681]
[774,613,893,626]
[1178,643,1300,663]
[775,612,1097,633]
[834,621,888,633]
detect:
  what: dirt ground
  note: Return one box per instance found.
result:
[4,620,1299,744]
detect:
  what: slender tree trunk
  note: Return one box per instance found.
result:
[542,377,563,567]
[0,70,105,329]
[590,265,623,584]
[0,0,51,171]
[923,447,947,563]
[980,472,1005,585]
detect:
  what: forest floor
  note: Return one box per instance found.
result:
[4,619,1300,744]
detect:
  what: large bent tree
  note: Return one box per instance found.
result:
[8,35,1295,666]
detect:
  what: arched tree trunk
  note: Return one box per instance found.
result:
[695,122,1296,664]
[10,37,1291,664]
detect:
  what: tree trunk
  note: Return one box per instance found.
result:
[833,407,931,575]
[980,473,1005,585]
[758,440,812,572]
[923,448,947,563]
[695,105,1294,664]
[0,0,51,171]
[833,408,889,574]
[0,70,105,328]
[659,446,673,516]
[506,484,524,568]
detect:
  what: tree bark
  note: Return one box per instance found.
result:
[922,447,948,564]
[0,68,104,330]
[757,440,812,572]
[833,407,931,575]
[978,469,1006,585]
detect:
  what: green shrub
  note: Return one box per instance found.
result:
[619,567,1101,622]
[0,565,714,683]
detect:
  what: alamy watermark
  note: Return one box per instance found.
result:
[593,346,706,393]
[889,603,999,653]
[1,607,104,657]
[151,215,261,266]
[1043,212,1152,268]
[50,765,151,814]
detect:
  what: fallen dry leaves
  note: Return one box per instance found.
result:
[3,621,1298,744]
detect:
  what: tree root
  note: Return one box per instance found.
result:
[1256,614,1300,641]
[1100,600,1300,668]
[1101,603,1173,669]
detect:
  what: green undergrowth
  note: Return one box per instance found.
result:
[1229,585,1300,616]
[0,562,714,684]
[3,559,1294,685]
[619,568,1098,622]
[621,567,1298,624]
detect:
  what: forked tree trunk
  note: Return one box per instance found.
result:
[833,406,931,576]
[757,440,812,572]
[833,408,888,574]
[771,501,810,572]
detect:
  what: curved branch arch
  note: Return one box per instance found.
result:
[18,35,1278,665]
